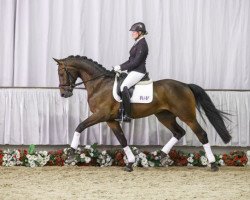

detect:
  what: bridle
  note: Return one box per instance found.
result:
[58,66,107,90]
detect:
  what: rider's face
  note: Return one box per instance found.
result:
[131,31,140,40]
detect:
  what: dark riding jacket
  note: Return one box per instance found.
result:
[120,37,148,73]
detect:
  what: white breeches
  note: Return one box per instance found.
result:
[120,71,145,91]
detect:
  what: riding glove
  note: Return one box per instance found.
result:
[113,65,121,72]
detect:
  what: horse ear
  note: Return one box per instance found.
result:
[53,58,61,65]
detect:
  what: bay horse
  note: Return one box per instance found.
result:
[54,55,231,172]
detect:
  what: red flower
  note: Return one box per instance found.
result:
[194,153,201,159]
[169,150,178,159]
[179,158,188,166]
[57,149,63,155]
[115,152,124,161]
[23,150,28,155]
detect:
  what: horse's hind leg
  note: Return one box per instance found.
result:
[155,111,186,165]
[185,119,218,171]
[107,120,134,172]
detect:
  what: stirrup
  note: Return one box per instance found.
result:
[115,115,131,123]
[122,115,131,122]
[115,108,131,123]
[115,108,124,122]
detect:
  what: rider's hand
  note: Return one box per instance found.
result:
[113,65,121,72]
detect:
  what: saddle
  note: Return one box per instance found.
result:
[116,72,150,98]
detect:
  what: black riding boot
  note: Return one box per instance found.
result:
[116,87,131,122]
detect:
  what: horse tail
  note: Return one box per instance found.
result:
[188,84,232,144]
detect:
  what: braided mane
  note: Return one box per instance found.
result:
[62,55,115,77]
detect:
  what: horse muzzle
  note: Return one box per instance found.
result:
[61,90,73,98]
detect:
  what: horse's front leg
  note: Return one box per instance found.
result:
[65,112,107,164]
[107,120,135,172]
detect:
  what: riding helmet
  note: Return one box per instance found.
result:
[129,22,148,35]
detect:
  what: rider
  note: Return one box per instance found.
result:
[113,22,149,122]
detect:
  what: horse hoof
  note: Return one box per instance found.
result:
[65,149,76,165]
[160,152,173,166]
[210,162,219,172]
[124,163,133,172]
[65,156,75,165]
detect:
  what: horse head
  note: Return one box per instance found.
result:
[54,55,115,98]
[53,58,79,98]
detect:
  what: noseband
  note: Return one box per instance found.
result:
[58,67,82,89]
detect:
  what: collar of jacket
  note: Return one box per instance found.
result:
[133,36,145,46]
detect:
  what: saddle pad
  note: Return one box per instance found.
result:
[112,76,153,103]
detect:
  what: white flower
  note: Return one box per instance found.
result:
[102,150,107,155]
[85,157,91,163]
[71,162,76,166]
[15,151,20,159]
[148,161,155,167]
[85,145,91,149]
[139,153,146,159]
[63,148,68,154]
[187,163,193,166]
[155,156,159,160]
[16,161,22,165]
[200,156,207,162]
[9,161,14,167]
[247,150,250,157]
[187,157,194,163]
[200,156,208,166]
[3,154,8,161]
[219,159,225,166]
[30,162,36,168]
[89,153,94,157]
[141,158,148,167]
[45,156,50,162]
[132,147,137,151]
[80,153,86,159]
[189,153,194,158]
[152,151,158,156]
[43,151,48,156]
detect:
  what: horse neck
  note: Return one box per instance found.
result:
[76,62,109,94]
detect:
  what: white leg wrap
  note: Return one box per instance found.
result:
[161,137,178,154]
[203,143,216,163]
[70,132,81,149]
[123,146,135,163]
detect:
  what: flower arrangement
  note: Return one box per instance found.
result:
[0,144,248,168]
[0,149,3,165]
[48,149,65,166]
[24,145,50,167]
[97,150,113,167]
[145,150,162,167]
[169,150,188,166]
[113,149,126,166]
[187,151,208,166]
[2,149,23,167]
[222,150,248,166]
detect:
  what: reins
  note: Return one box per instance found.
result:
[59,67,109,90]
